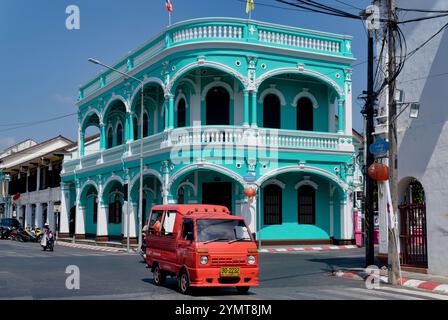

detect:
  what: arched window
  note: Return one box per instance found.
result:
[297,97,314,131]
[206,86,230,125]
[107,127,114,149]
[116,123,123,145]
[109,193,122,224]
[133,116,138,140]
[298,186,315,224]
[143,113,149,137]
[263,94,281,129]
[178,187,185,204]
[264,185,282,225]
[177,98,186,128]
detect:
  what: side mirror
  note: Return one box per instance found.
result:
[186,231,194,242]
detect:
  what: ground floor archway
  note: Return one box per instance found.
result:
[398,177,428,268]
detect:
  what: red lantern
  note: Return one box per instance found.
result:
[244,186,257,198]
[368,163,389,181]
[12,193,21,201]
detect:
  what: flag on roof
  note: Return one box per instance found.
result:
[165,0,173,13]
[246,0,255,14]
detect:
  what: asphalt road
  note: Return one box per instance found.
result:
[1,240,446,300]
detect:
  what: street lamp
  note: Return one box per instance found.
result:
[88,58,145,254]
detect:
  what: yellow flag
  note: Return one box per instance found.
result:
[246,0,255,14]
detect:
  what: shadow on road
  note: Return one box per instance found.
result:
[141,278,256,297]
[307,256,381,273]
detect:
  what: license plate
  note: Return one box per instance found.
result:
[220,267,240,277]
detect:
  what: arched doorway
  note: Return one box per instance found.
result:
[398,178,428,268]
[298,185,316,225]
[297,97,314,131]
[177,98,187,128]
[69,206,76,236]
[263,184,282,225]
[206,86,230,125]
[263,94,281,129]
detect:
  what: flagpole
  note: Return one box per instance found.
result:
[169,12,171,26]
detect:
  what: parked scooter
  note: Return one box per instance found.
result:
[10,228,31,242]
[23,228,44,242]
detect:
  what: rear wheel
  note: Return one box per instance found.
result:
[236,286,250,294]
[178,269,191,295]
[153,264,166,286]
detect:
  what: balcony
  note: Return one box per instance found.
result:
[62,126,354,175]
[78,18,353,102]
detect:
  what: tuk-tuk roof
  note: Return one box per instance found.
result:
[151,204,231,216]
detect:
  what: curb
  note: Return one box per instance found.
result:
[260,245,358,253]
[333,270,448,295]
[56,241,138,254]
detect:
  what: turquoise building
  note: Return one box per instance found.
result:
[60,18,358,244]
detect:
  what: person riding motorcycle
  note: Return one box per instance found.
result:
[41,223,54,251]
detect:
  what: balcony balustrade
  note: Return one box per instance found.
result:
[78,18,352,101]
[62,126,354,174]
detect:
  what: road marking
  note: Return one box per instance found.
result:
[347,287,426,300]
[379,286,448,300]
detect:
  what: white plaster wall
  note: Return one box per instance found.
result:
[395,0,448,276]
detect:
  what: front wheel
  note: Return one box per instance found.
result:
[236,286,250,294]
[153,265,166,286]
[178,270,191,295]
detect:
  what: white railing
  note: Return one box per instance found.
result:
[133,39,166,67]
[258,29,341,53]
[171,126,353,152]
[83,80,100,97]
[173,25,243,43]
[172,127,244,145]
[63,127,354,176]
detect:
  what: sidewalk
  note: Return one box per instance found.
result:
[56,240,138,253]
[259,244,359,253]
[333,267,448,295]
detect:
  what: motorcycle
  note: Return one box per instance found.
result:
[41,230,54,251]
[23,228,44,242]
[10,228,31,242]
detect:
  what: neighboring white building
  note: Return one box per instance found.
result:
[0,136,73,232]
[375,0,448,276]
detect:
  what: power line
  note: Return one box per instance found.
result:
[0,113,77,133]
[275,0,362,19]
[398,13,448,24]
[333,0,363,11]
[397,7,448,14]
[235,0,310,12]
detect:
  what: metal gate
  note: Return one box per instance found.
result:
[398,204,428,268]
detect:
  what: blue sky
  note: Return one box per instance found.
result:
[0,0,370,150]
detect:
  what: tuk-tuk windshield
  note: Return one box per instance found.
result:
[196,219,252,243]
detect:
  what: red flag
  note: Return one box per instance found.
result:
[165,0,173,12]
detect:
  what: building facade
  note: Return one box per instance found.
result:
[375,0,448,276]
[60,18,358,244]
[0,136,74,231]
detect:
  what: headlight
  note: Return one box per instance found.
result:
[247,255,256,265]
[200,256,209,265]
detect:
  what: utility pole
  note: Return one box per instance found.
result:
[387,0,401,285]
[364,23,375,267]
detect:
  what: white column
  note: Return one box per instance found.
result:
[124,202,137,239]
[47,202,55,231]
[97,204,109,238]
[242,195,257,238]
[344,82,353,136]
[35,203,43,229]
[36,166,41,191]
[340,192,354,240]
[75,205,86,237]
[59,188,70,235]
[329,200,334,238]
[25,204,32,228]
